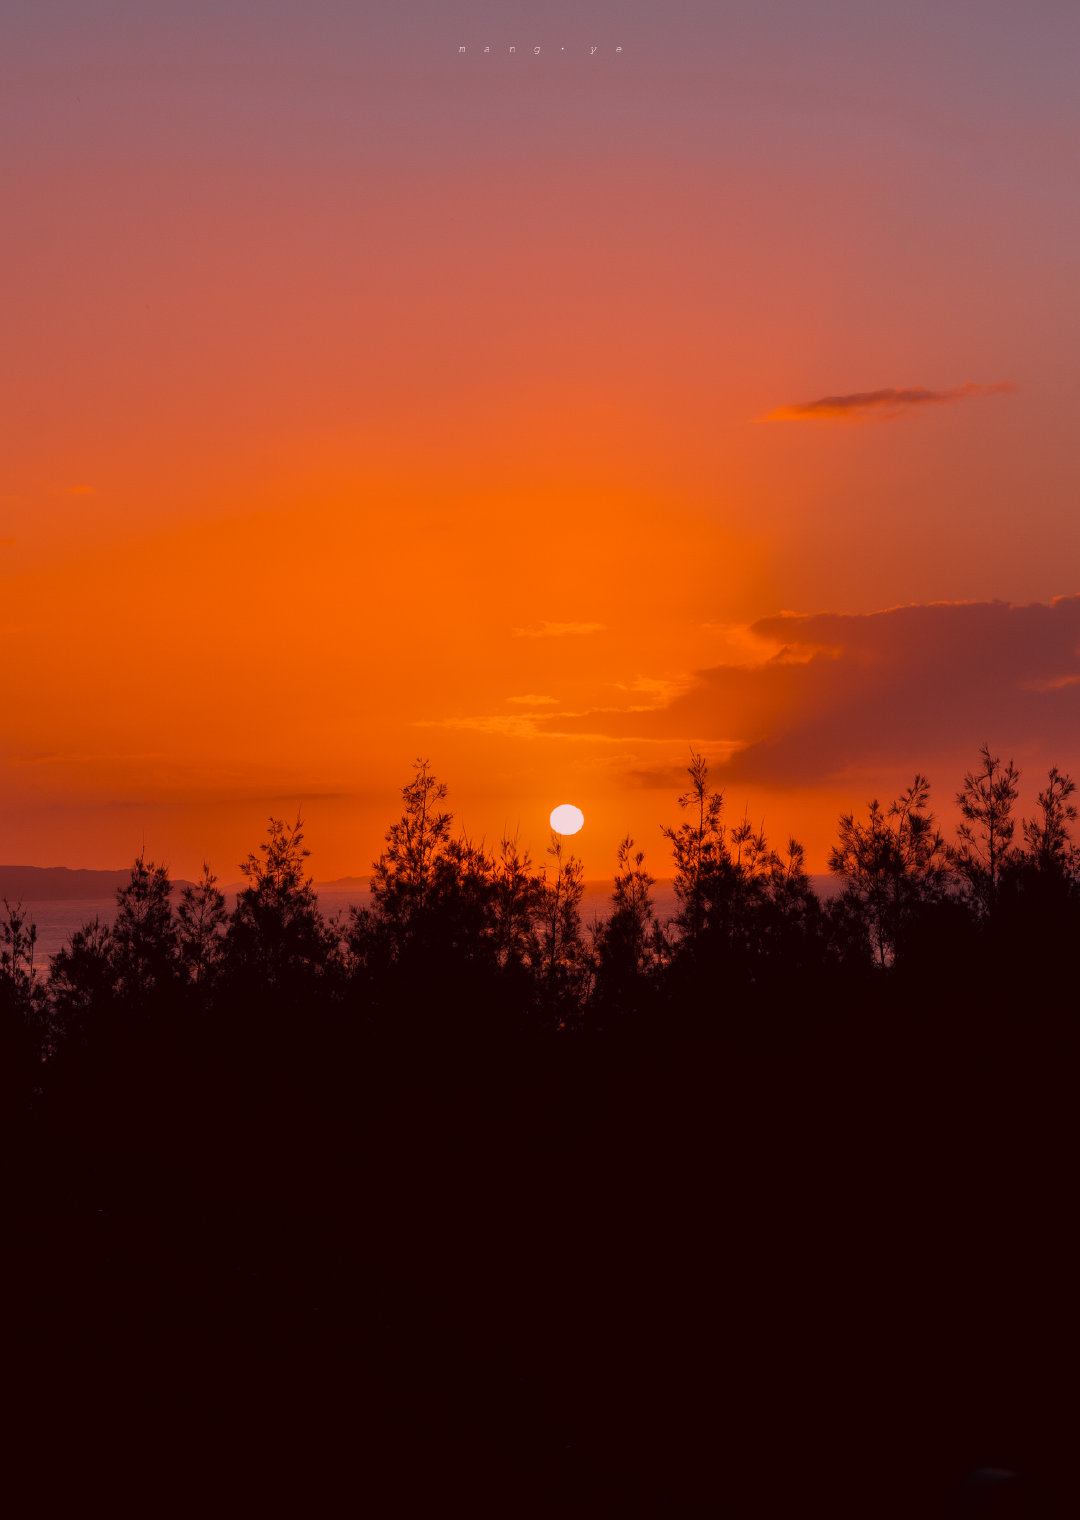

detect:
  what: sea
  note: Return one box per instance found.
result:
[19,882,684,967]
[20,877,837,969]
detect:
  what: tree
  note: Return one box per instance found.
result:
[723,810,792,962]
[1021,766,1077,876]
[601,836,656,974]
[593,837,661,1023]
[536,831,588,1020]
[1,898,39,1004]
[425,834,498,964]
[110,854,179,1006]
[729,810,772,880]
[997,765,1080,1004]
[762,835,813,904]
[752,835,825,972]
[660,750,731,947]
[49,917,114,1041]
[490,833,541,970]
[177,864,228,993]
[0,898,45,1085]
[352,766,543,1029]
[951,745,1021,913]
[369,759,453,943]
[830,775,948,967]
[228,814,330,991]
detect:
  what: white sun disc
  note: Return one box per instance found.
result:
[549,803,585,835]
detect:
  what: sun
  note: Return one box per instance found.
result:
[549,803,584,835]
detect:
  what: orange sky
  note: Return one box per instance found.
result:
[3,3,1079,880]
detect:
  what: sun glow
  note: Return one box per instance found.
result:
[549,803,585,835]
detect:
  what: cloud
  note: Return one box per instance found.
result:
[417,710,633,741]
[615,675,692,704]
[765,380,1016,422]
[534,596,1080,789]
[415,714,544,738]
[513,620,605,638]
[506,693,558,705]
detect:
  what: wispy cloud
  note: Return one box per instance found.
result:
[506,693,558,705]
[513,620,605,638]
[615,675,692,705]
[416,711,635,742]
[415,714,545,738]
[765,380,1016,422]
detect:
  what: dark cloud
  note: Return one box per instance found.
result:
[538,597,1080,788]
[766,380,1016,422]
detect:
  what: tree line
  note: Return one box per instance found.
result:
[2,744,1077,1078]
[3,747,1074,1520]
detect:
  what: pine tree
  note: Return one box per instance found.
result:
[660,750,730,947]
[951,745,1021,913]
[177,864,228,992]
[49,917,114,1040]
[593,837,660,1023]
[0,898,39,1002]
[369,759,453,943]
[490,834,541,970]
[110,854,179,1006]
[830,775,948,966]
[605,836,656,974]
[0,897,45,1080]
[536,832,588,1021]
[1021,766,1077,875]
[228,814,329,991]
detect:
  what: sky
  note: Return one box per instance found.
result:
[3,0,1079,880]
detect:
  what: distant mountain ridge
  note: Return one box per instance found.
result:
[0,866,198,901]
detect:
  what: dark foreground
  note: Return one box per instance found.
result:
[3,997,1075,1520]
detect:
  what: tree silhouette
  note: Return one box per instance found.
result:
[723,810,788,962]
[369,758,453,943]
[611,836,656,966]
[761,834,814,905]
[749,834,824,977]
[110,855,179,1008]
[490,833,542,971]
[426,835,500,966]
[593,837,661,1024]
[661,750,730,947]
[49,917,114,1040]
[0,898,44,1090]
[988,765,1080,1002]
[830,775,948,967]
[177,863,228,993]
[951,745,1021,913]
[1,898,40,1005]
[537,831,588,1019]
[16,743,1080,1068]
[1021,766,1077,876]
[228,814,330,992]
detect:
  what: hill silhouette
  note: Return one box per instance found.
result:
[0,864,199,900]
